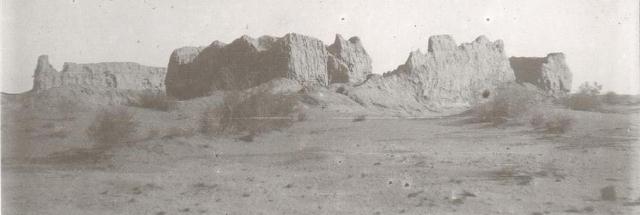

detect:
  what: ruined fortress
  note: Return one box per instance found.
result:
[30,33,572,110]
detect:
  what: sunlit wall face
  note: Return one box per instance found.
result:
[1,0,638,94]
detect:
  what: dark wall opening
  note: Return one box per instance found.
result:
[482,90,490,98]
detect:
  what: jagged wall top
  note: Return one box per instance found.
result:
[165,33,374,99]
[32,55,167,92]
[510,52,572,97]
[351,35,515,109]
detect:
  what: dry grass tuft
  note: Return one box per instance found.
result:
[161,127,196,140]
[542,113,574,134]
[528,111,546,128]
[129,90,178,111]
[603,91,621,105]
[472,84,542,124]
[528,110,575,134]
[562,82,603,111]
[563,94,601,111]
[200,91,300,136]
[353,115,367,122]
[297,112,308,122]
[86,107,138,150]
[200,106,224,136]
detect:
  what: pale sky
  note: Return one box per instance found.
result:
[1,0,638,94]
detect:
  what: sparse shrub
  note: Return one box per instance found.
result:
[299,94,320,106]
[297,112,308,122]
[200,106,223,136]
[48,130,68,139]
[238,134,255,142]
[528,111,546,129]
[353,115,367,122]
[129,90,177,111]
[87,107,138,150]
[42,122,55,129]
[218,91,244,133]
[578,82,602,95]
[227,92,299,134]
[146,129,160,140]
[473,102,507,124]
[161,127,195,140]
[200,91,300,136]
[542,113,574,134]
[199,91,242,136]
[563,94,601,111]
[563,82,603,111]
[603,91,622,105]
[528,110,575,134]
[472,84,541,124]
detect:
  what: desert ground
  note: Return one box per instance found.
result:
[2,90,639,215]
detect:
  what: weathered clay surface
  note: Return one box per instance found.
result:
[165,45,209,99]
[165,34,329,99]
[327,35,372,83]
[346,35,515,111]
[510,53,572,97]
[32,55,166,92]
[165,33,373,99]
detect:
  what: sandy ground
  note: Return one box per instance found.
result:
[2,101,640,214]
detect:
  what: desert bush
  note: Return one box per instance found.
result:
[146,129,160,140]
[528,111,575,134]
[542,113,574,134]
[528,111,546,128]
[161,127,196,140]
[48,130,68,139]
[472,84,541,124]
[353,115,367,122]
[297,112,308,122]
[226,92,299,134]
[563,82,603,111]
[87,107,138,150]
[237,133,255,142]
[473,102,507,124]
[200,91,300,136]
[603,91,622,105]
[199,91,242,136]
[563,94,601,111]
[200,106,223,136]
[129,90,177,111]
[578,82,602,95]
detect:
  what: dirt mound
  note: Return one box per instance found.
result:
[3,85,172,118]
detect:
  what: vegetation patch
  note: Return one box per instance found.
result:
[161,127,196,140]
[471,84,543,124]
[200,91,301,137]
[129,90,178,111]
[562,82,602,111]
[536,113,574,134]
[353,115,367,122]
[87,107,138,151]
